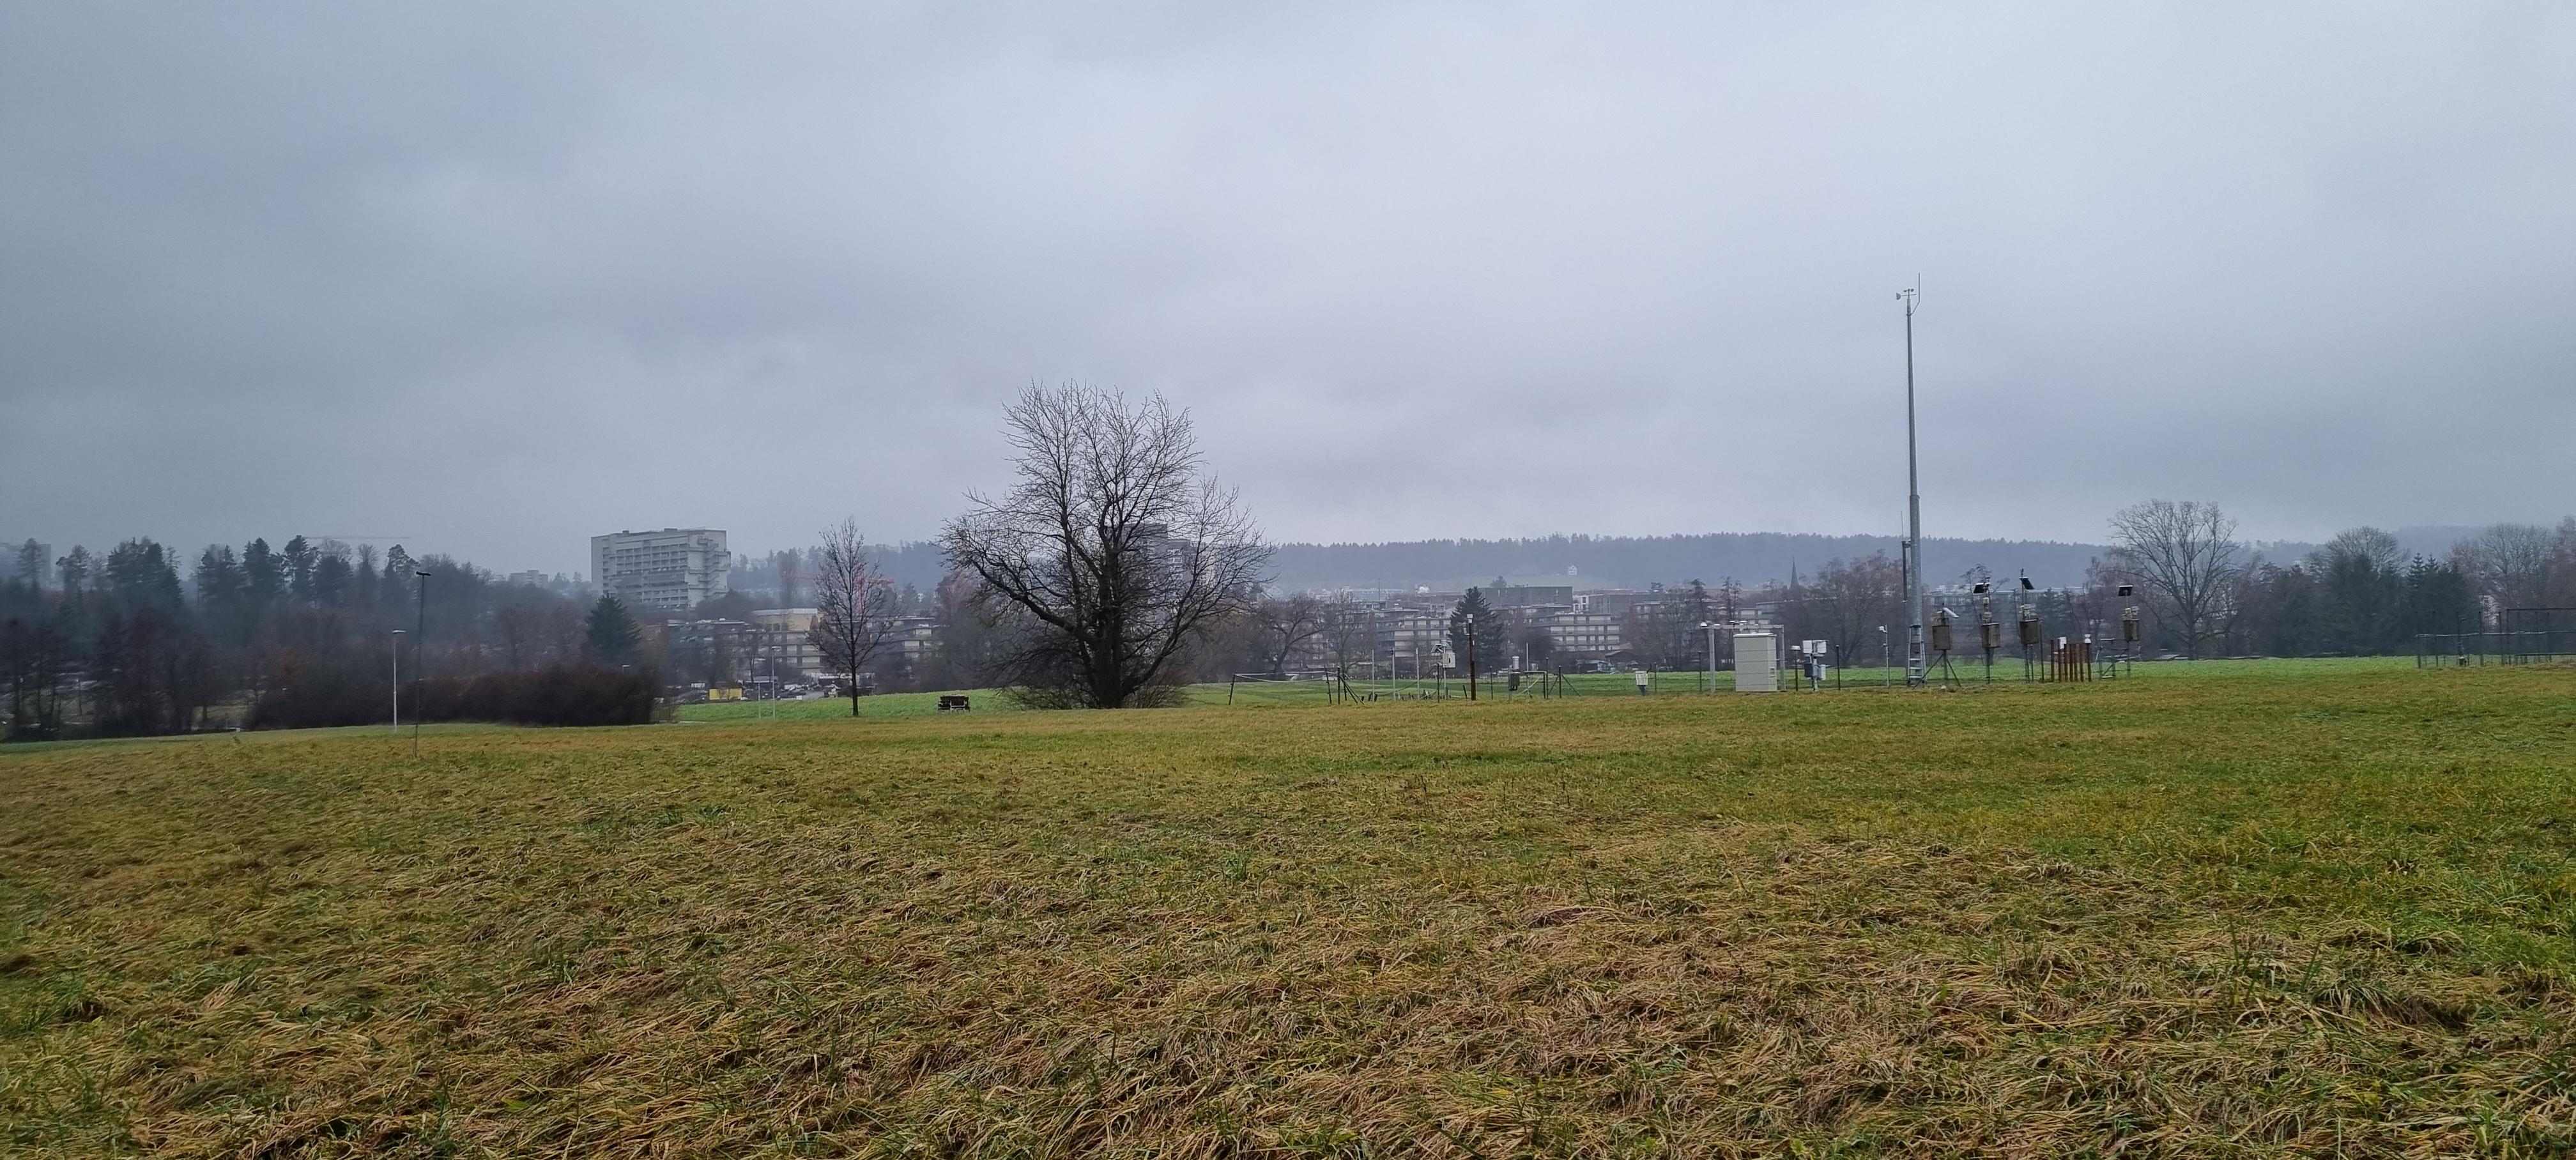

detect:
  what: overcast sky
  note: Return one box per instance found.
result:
[4,3,2571,575]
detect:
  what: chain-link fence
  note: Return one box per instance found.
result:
[2416,609,2576,666]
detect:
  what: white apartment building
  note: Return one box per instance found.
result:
[1532,609,1623,657]
[591,528,731,611]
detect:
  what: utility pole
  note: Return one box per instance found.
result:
[412,569,430,757]
[390,629,405,733]
[1899,281,1926,687]
[1466,614,1476,701]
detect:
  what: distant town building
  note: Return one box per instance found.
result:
[661,616,752,685]
[1489,584,1575,609]
[1377,611,1452,666]
[747,607,827,680]
[1579,590,1665,618]
[591,528,730,611]
[1531,609,1623,657]
[881,615,945,674]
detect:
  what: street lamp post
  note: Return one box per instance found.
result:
[412,569,430,758]
[1699,620,1717,692]
[390,629,406,734]
[1465,614,1476,701]
[1899,282,1926,687]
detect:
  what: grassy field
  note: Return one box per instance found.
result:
[4,662,2573,1156]
[676,656,2428,720]
[680,689,1022,722]
[1195,656,2429,706]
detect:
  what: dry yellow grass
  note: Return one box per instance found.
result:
[4,664,2573,1156]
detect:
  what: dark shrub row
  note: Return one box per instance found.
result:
[249,663,659,729]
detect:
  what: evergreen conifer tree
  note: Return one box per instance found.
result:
[282,535,317,602]
[1447,586,1509,673]
[241,538,282,604]
[586,595,643,666]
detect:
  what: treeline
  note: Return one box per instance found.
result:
[1,535,651,740]
[792,515,2572,689]
[740,531,2125,602]
[1268,532,2120,592]
[1735,519,2570,665]
[1754,523,2563,664]
[249,664,657,730]
[730,542,951,603]
[1230,515,2566,675]
[2215,523,2572,657]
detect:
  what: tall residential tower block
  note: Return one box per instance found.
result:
[590,528,730,611]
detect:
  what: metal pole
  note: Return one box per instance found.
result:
[1901,282,1926,687]
[1470,615,1481,701]
[412,569,429,758]
[390,629,404,733]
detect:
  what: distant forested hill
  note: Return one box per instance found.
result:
[1265,533,2112,591]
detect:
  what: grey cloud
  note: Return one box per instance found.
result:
[4,2,2570,572]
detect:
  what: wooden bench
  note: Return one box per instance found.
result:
[936,695,972,712]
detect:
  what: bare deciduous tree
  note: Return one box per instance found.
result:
[2322,526,2402,574]
[1254,593,1327,676]
[2106,500,2243,658]
[808,518,893,717]
[1808,553,1904,666]
[544,601,587,666]
[493,601,537,669]
[775,548,803,609]
[943,383,1269,708]
[2556,518,2576,609]
[1317,593,1377,693]
[2450,523,2558,614]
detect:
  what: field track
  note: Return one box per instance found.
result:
[5,663,2573,1156]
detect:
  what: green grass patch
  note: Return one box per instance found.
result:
[4,662,2572,1156]
[677,687,1018,722]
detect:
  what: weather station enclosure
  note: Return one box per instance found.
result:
[2417,607,2576,667]
[1734,631,1779,692]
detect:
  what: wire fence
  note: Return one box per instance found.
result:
[2415,629,2576,668]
